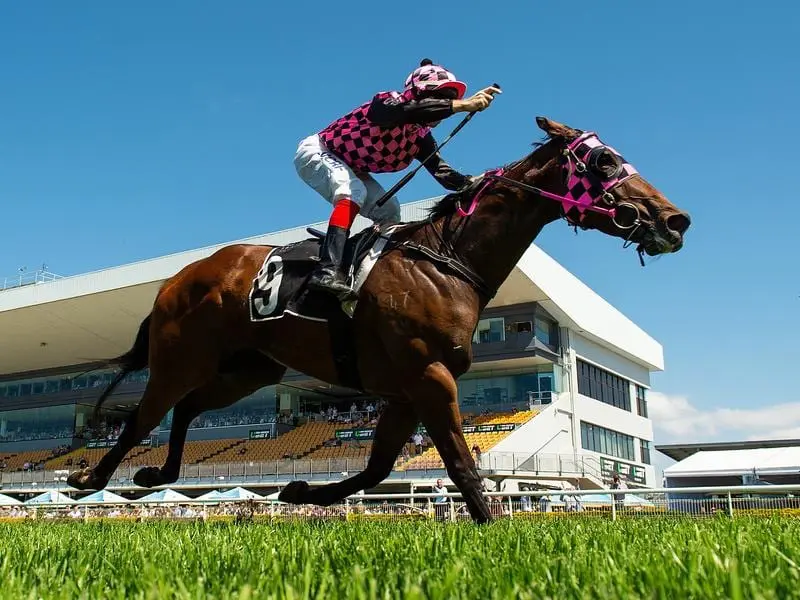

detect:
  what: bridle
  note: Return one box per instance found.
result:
[459,131,643,230]
[397,132,652,302]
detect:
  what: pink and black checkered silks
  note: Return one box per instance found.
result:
[563,132,639,216]
[318,91,431,174]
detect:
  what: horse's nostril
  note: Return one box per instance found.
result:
[667,213,691,235]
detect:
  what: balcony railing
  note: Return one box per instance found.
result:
[0,451,607,491]
[0,269,64,292]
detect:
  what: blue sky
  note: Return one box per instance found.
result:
[1,2,798,446]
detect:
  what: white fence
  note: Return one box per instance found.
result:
[2,484,798,522]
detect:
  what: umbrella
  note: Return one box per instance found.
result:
[25,490,76,505]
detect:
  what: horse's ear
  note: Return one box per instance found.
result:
[536,117,579,140]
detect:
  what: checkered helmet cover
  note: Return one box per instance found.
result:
[404,59,467,99]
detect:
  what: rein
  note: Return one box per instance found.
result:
[394,132,650,300]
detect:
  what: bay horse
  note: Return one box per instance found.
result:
[67,117,691,524]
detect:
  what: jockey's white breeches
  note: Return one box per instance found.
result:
[294,134,401,226]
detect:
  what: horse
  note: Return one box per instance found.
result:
[66,116,691,524]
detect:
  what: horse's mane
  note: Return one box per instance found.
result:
[426,135,552,220]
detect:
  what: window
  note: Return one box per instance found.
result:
[457,368,558,411]
[534,316,554,346]
[512,321,532,333]
[636,385,648,418]
[472,317,505,343]
[640,440,651,465]
[580,422,635,461]
[0,368,150,400]
[576,360,631,412]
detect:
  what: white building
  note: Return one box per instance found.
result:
[0,197,662,490]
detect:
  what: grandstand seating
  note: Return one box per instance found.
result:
[0,410,537,475]
[0,449,56,472]
[204,421,339,463]
[45,444,153,470]
[397,410,538,471]
[305,441,373,461]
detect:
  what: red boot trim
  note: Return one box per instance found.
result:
[329,198,360,229]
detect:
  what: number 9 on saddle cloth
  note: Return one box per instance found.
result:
[247,224,399,325]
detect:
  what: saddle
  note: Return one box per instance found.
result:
[247,223,400,392]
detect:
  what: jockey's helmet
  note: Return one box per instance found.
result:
[404,59,467,100]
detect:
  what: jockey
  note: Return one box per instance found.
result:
[294,59,500,302]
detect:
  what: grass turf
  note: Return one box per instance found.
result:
[0,517,799,599]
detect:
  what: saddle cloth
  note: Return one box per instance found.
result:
[248,224,400,324]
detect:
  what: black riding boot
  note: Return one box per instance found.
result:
[307,225,357,302]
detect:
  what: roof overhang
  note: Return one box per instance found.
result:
[657,439,800,463]
[1,198,662,377]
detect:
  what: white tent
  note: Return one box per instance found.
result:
[664,447,800,478]
[0,493,22,506]
[133,489,190,504]
[77,489,129,505]
[265,490,285,503]
[195,490,225,501]
[220,487,263,501]
[25,490,76,505]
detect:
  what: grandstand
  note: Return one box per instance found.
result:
[0,197,663,499]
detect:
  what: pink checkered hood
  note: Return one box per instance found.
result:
[404,60,467,99]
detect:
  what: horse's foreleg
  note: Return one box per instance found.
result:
[279,401,417,506]
[411,362,492,524]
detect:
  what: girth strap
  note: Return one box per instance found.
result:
[399,241,494,301]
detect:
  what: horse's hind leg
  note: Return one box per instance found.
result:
[133,352,286,488]
[411,362,492,524]
[67,356,215,490]
[279,400,417,506]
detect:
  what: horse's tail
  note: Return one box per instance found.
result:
[92,314,152,423]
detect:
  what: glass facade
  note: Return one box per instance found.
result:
[457,367,559,412]
[0,368,150,399]
[472,314,559,350]
[159,385,278,431]
[576,360,631,412]
[0,405,75,442]
[472,317,505,343]
[580,421,635,462]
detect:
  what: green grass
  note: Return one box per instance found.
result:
[1,517,799,599]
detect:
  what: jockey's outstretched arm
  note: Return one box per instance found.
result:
[367,97,469,191]
[367,94,455,126]
[415,132,469,191]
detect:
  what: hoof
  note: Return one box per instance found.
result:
[278,481,310,504]
[66,468,107,491]
[133,466,174,488]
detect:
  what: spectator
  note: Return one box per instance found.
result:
[433,478,448,522]
[412,432,423,455]
[611,474,627,512]
[471,444,482,466]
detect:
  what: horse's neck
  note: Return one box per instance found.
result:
[442,155,563,302]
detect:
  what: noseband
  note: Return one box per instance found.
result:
[458,132,641,231]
